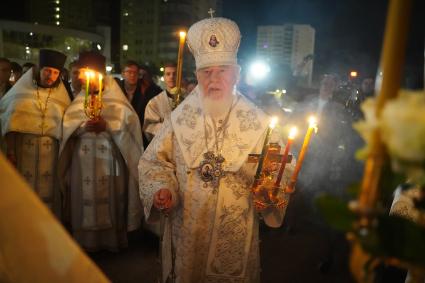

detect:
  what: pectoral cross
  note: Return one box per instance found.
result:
[208,8,215,18]
[84,176,91,186]
[38,115,47,134]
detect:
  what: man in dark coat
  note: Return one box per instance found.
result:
[116,61,161,147]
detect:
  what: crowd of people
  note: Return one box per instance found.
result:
[0,14,378,283]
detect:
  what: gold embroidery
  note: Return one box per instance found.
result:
[210,204,249,276]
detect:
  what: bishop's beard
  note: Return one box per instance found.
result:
[200,89,235,118]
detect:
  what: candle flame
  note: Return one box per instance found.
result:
[85,69,95,78]
[269,116,278,129]
[179,31,186,38]
[308,116,318,133]
[288,127,298,139]
[308,116,317,127]
[98,74,103,80]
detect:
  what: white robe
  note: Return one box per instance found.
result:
[0,68,70,217]
[139,89,294,282]
[143,90,173,142]
[59,76,143,251]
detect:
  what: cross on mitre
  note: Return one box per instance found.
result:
[208,8,215,18]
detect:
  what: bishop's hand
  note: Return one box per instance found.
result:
[153,188,173,214]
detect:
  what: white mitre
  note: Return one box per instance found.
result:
[187,16,241,69]
[171,16,269,172]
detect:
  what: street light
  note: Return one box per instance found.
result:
[249,61,270,81]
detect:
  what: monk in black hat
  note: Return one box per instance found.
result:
[0,49,71,218]
[58,50,143,252]
[35,49,67,88]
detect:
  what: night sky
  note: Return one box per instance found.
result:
[223,0,424,84]
[1,0,423,85]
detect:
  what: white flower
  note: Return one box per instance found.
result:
[381,90,425,162]
[355,90,425,184]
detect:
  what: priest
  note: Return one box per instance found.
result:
[59,51,143,252]
[143,62,178,142]
[0,49,69,217]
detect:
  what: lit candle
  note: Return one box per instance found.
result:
[98,73,103,101]
[358,0,411,212]
[274,126,297,186]
[175,31,186,105]
[84,68,91,107]
[254,117,278,181]
[286,116,317,193]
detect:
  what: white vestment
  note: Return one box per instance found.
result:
[143,90,173,142]
[139,88,294,283]
[0,68,70,216]
[59,76,143,251]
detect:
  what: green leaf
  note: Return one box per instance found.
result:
[379,162,406,207]
[379,215,425,265]
[358,215,425,266]
[315,194,356,232]
[347,182,361,199]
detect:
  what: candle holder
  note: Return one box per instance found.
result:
[83,69,103,121]
[84,93,103,121]
[249,143,293,208]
